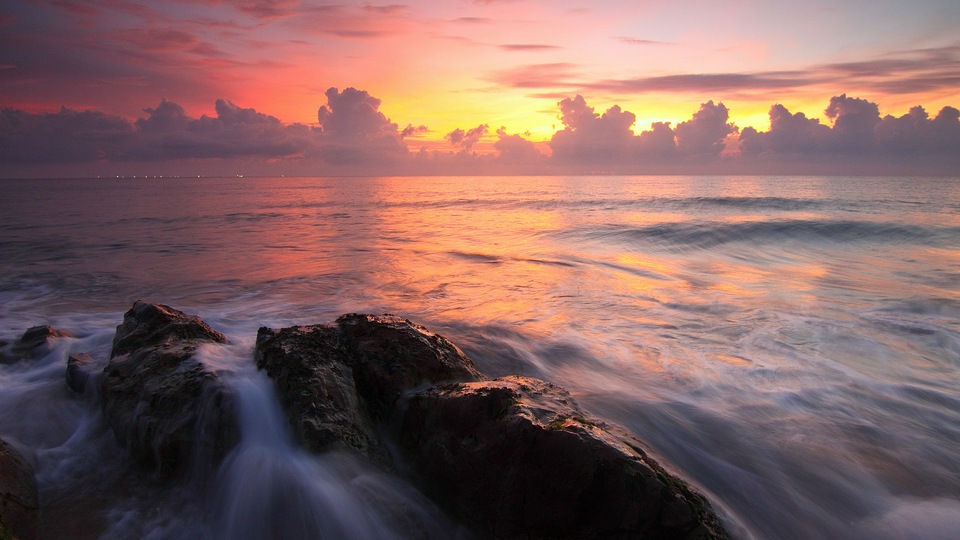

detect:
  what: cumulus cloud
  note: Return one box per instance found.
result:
[549,95,639,165]
[316,87,408,164]
[0,106,133,163]
[493,127,544,163]
[2,87,958,176]
[825,94,880,152]
[740,95,960,167]
[446,124,488,151]
[0,87,411,168]
[674,101,737,158]
[739,104,830,156]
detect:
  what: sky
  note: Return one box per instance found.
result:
[1,0,959,177]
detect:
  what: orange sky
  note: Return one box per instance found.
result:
[3,0,959,155]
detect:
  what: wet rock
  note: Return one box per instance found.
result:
[65,353,96,394]
[0,438,38,540]
[397,376,730,539]
[100,302,238,479]
[254,325,388,463]
[0,340,13,365]
[336,314,485,419]
[255,314,729,538]
[4,326,73,363]
[254,314,484,463]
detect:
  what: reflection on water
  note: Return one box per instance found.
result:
[1,175,959,538]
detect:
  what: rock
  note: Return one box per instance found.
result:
[0,438,38,540]
[257,313,729,538]
[335,314,485,419]
[254,325,388,463]
[254,314,484,463]
[0,340,13,365]
[100,302,238,479]
[397,376,730,539]
[4,325,73,362]
[65,353,96,394]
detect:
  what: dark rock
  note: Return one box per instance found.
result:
[100,302,238,479]
[65,353,96,394]
[254,314,484,463]
[336,314,485,419]
[5,325,73,362]
[0,340,13,365]
[254,325,388,463]
[397,375,730,539]
[255,314,729,538]
[0,438,38,540]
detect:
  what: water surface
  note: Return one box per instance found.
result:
[1,175,959,538]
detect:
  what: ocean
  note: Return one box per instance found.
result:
[1,175,958,539]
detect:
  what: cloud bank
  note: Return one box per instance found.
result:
[1,88,958,177]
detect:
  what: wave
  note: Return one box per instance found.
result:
[571,219,958,250]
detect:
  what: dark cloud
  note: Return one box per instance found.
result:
[740,95,960,167]
[315,87,408,164]
[674,101,737,158]
[446,124,488,150]
[225,0,301,20]
[491,45,960,99]
[549,95,640,165]
[2,88,958,176]
[0,88,411,168]
[318,87,395,139]
[400,124,429,138]
[493,127,544,163]
[114,28,199,52]
[585,73,807,94]
[47,0,100,16]
[0,106,133,163]
[739,104,830,156]
[825,94,880,152]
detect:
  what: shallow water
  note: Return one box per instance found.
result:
[1,175,959,538]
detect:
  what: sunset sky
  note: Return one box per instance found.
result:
[2,0,959,176]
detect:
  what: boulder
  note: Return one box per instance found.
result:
[256,313,730,538]
[65,353,96,394]
[335,314,485,419]
[254,314,484,463]
[0,438,37,540]
[3,326,73,363]
[100,302,238,479]
[254,324,388,463]
[397,376,729,539]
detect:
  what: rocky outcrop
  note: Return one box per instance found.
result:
[255,324,388,463]
[253,314,484,464]
[335,314,485,418]
[1,326,73,364]
[398,376,728,539]
[100,302,238,479]
[257,313,729,538]
[0,438,37,540]
[65,353,96,394]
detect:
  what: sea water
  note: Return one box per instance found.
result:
[1,175,958,538]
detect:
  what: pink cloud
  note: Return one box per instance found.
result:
[740,96,960,168]
[446,124,488,150]
[674,101,737,158]
[2,89,958,176]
